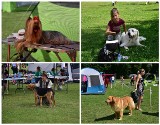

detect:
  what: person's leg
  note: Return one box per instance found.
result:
[111,81,112,88]
[84,81,87,92]
[54,79,58,90]
[136,95,142,110]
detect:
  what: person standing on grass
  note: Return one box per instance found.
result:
[110,76,115,88]
[35,66,42,83]
[2,64,9,94]
[106,8,126,42]
[82,75,88,92]
[120,75,124,85]
[135,69,145,111]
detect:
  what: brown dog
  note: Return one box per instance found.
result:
[105,96,135,120]
[26,84,55,107]
[15,16,74,54]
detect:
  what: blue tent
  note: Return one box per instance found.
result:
[81,68,105,94]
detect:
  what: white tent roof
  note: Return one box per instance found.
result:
[81,68,100,76]
[28,63,55,72]
[81,68,104,87]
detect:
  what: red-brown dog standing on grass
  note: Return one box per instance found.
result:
[105,96,135,120]
[27,83,55,108]
[15,16,74,54]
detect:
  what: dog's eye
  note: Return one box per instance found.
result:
[132,30,134,32]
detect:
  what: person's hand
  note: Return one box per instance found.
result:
[112,32,116,35]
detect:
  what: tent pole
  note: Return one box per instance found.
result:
[150,87,152,109]
[28,2,40,17]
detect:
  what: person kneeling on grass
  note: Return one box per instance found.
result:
[106,8,126,42]
[35,73,54,105]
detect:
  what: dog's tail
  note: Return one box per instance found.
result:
[15,39,26,53]
[129,97,136,110]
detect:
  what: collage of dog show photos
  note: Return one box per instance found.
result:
[1,1,159,124]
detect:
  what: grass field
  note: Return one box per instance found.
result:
[81,2,159,62]
[2,2,80,62]
[2,83,79,123]
[81,79,159,123]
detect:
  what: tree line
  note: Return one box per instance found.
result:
[81,63,159,78]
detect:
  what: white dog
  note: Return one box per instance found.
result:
[120,28,146,50]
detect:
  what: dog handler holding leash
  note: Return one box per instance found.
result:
[106,8,126,42]
[135,69,145,111]
[35,73,53,96]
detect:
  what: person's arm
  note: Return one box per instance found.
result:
[135,74,140,90]
[47,80,53,88]
[35,81,40,87]
[123,23,127,34]
[106,25,116,35]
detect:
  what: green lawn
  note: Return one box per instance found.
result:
[2,83,80,123]
[81,2,159,62]
[2,2,80,62]
[81,79,159,123]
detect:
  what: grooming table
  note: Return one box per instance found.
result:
[2,38,79,62]
[4,77,26,94]
[2,39,15,62]
[24,43,79,62]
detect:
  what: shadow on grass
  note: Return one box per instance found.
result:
[94,112,130,121]
[94,114,115,121]
[142,112,159,117]
[18,101,52,109]
[82,18,158,62]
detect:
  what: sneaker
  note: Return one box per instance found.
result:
[136,108,142,111]
[138,108,142,111]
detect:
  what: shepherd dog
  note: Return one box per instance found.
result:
[15,16,74,54]
[105,96,135,120]
[26,84,55,107]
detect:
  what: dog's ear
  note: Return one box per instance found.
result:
[112,96,117,103]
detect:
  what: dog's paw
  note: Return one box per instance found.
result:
[119,118,122,120]
[139,36,146,41]
[49,106,52,108]
[128,113,132,116]
[120,44,124,47]
[124,46,129,51]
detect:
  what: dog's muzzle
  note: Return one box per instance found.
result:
[128,32,134,38]
[105,100,109,105]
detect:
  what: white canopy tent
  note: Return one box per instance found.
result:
[27,63,79,82]
[28,63,55,72]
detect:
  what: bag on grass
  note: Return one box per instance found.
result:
[131,90,139,103]
[98,40,120,62]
